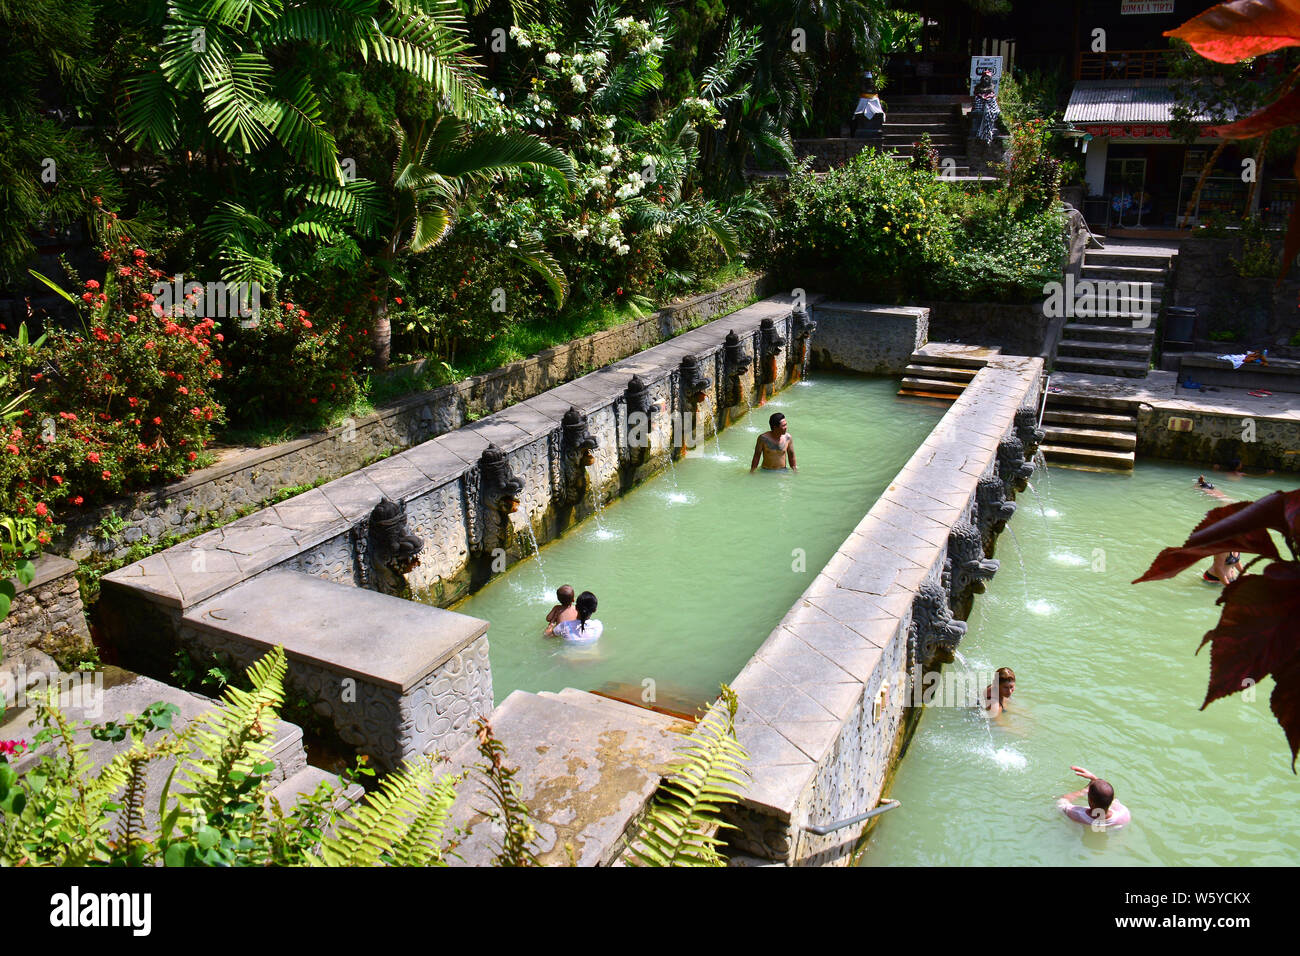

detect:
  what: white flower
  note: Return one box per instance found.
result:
[648,37,663,52]
[541,99,553,111]
[591,175,606,188]
[545,52,561,65]
[617,244,630,256]
[590,51,608,67]
[572,53,584,67]
[603,116,616,129]
[607,236,621,249]
[571,74,587,93]
[568,116,582,130]
[574,227,589,239]
[614,17,634,33]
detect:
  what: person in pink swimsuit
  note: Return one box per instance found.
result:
[1056,766,1131,830]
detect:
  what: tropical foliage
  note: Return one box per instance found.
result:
[0,647,753,866]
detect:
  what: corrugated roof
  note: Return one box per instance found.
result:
[1063,80,1230,125]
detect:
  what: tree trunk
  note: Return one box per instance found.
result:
[1244,133,1270,214]
[372,269,392,369]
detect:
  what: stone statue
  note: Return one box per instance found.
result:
[622,375,654,468]
[368,497,424,577]
[757,318,786,388]
[723,330,752,408]
[1014,406,1046,457]
[997,436,1035,495]
[910,580,968,668]
[558,406,598,506]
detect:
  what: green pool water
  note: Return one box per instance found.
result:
[453,374,945,709]
[862,461,1300,867]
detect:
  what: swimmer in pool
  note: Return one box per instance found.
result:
[553,590,603,642]
[544,584,579,636]
[1056,766,1131,830]
[981,667,1015,717]
[1195,474,1230,501]
[750,412,797,473]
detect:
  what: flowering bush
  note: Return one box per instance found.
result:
[1,214,223,523]
[218,268,371,425]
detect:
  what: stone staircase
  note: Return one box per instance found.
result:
[1039,392,1139,471]
[0,666,361,828]
[876,97,983,179]
[898,343,1001,400]
[440,688,695,866]
[1052,243,1172,379]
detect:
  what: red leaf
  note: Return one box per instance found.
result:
[1198,563,1300,768]
[1132,494,1286,583]
[1271,658,1300,770]
[1166,0,1300,64]
[1208,87,1300,139]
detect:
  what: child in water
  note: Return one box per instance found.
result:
[544,585,579,636]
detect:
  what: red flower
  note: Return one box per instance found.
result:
[85,280,100,290]
[101,470,112,480]
[188,451,197,462]
[178,386,189,395]
[71,496,84,506]
[152,417,162,425]
[35,502,48,517]
[52,475,62,485]
[4,444,17,455]
[87,452,100,464]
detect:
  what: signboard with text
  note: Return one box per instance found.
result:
[1084,124,1221,139]
[969,56,1003,95]
[1121,0,1175,13]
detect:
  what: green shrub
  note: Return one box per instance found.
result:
[2,215,223,527]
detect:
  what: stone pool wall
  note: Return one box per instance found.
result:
[722,354,1044,866]
[0,554,93,665]
[99,293,813,768]
[58,275,768,562]
[810,304,928,374]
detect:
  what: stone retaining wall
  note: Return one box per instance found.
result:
[1137,406,1300,472]
[723,354,1044,866]
[1168,237,1300,347]
[0,554,92,661]
[810,304,928,374]
[59,275,769,562]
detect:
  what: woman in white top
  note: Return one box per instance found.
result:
[553,591,603,643]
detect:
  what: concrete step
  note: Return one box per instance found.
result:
[440,690,692,866]
[1057,339,1153,361]
[551,687,695,731]
[2,666,308,831]
[1052,356,1150,378]
[1080,263,1168,281]
[1063,323,1156,344]
[1044,392,1141,413]
[1043,408,1138,429]
[1042,424,1136,450]
[1040,443,1136,470]
[268,765,365,814]
[900,375,967,394]
[1080,250,1175,270]
[911,345,999,368]
[903,363,978,382]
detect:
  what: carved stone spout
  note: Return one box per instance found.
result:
[910,581,968,668]
[481,443,525,514]
[1014,406,1046,456]
[998,435,1035,494]
[976,474,1017,552]
[757,317,786,387]
[723,330,752,408]
[679,354,712,409]
[945,521,999,609]
[558,406,598,506]
[622,374,654,467]
[790,304,816,375]
[368,497,424,579]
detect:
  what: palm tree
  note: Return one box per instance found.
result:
[372,115,577,366]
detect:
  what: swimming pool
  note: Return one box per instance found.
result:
[451,375,946,708]
[861,461,1300,866]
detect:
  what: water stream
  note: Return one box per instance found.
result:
[863,461,1300,866]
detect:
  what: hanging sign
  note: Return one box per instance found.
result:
[1122,1,1175,13]
[969,56,1003,94]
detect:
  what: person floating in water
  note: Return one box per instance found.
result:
[1056,766,1130,830]
[1193,476,1244,584]
[554,590,603,642]
[1195,474,1230,501]
[981,667,1015,717]
[750,412,797,473]
[544,584,579,636]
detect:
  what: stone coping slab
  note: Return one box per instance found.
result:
[1051,368,1300,421]
[182,570,488,693]
[730,356,1042,819]
[15,553,80,594]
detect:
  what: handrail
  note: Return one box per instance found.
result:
[804,799,900,835]
[1038,373,1050,431]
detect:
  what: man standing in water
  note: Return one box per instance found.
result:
[751,412,797,473]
